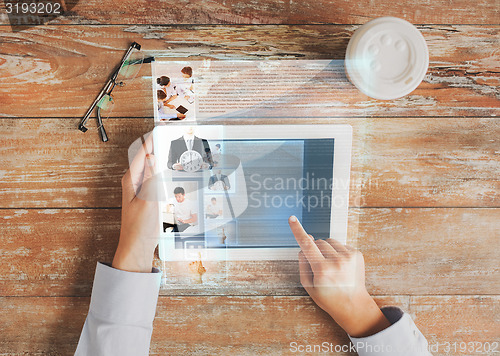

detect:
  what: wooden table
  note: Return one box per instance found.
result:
[0,1,499,354]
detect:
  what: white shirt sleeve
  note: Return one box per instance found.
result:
[74,262,162,356]
[349,306,432,355]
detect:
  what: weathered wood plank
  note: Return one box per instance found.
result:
[1,208,498,297]
[359,117,500,208]
[411,296,500,356]
[0,0,498,25]
[359,208,500,296]
[0,118,498,209]
[150,296,408,355]
[0,209,120,297]
[1,295,498,355]
[0,25,498,118]
[0,119,154,209]
[0,296,405,355]
[0,296,89,355]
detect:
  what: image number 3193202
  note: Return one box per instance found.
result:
[4,0,80,31]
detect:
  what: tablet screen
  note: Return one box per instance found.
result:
[158,136,335,250]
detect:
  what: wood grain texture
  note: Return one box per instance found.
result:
[0,118,497,209]
[1,295,498,355]
[1,208,497,297]
[0,296,404,355]
[410,296,500,355]
[149,296,407,356]
[359,208,500,296]
[0,119,154,209]
[0,209,120,297]
[0,25,498,118]
[1,0,499,25]
[359,117,500,208]
[0,7,498,353]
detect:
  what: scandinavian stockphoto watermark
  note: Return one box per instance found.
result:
[249,172,338,211]
[289,341,500,354]
[290,341,357,353]
[248,173,376,210]
[3,0,80,31]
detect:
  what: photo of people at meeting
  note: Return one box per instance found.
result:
[156,65,195,122]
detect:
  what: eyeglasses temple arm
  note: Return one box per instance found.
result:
[96,106,109,142]
[78,79,114,132]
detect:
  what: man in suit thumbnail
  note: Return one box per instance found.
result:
[167,127,213,171]
[209,169,231,190]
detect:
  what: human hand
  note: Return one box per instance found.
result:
[288,216,390,338]
[112,137,160,273]
[166,104,175,109]
[177,113,186,120]
[173,163,183,171]
[177,218,185,224]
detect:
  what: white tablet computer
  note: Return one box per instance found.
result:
[154,124,352,261]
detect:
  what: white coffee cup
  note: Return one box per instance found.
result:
[345,17,429,100]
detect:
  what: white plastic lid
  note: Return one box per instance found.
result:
[345,17,429,100]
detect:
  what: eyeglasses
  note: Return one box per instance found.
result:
[78,42,153,142]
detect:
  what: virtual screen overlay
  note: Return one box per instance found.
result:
[154,126,335,253]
